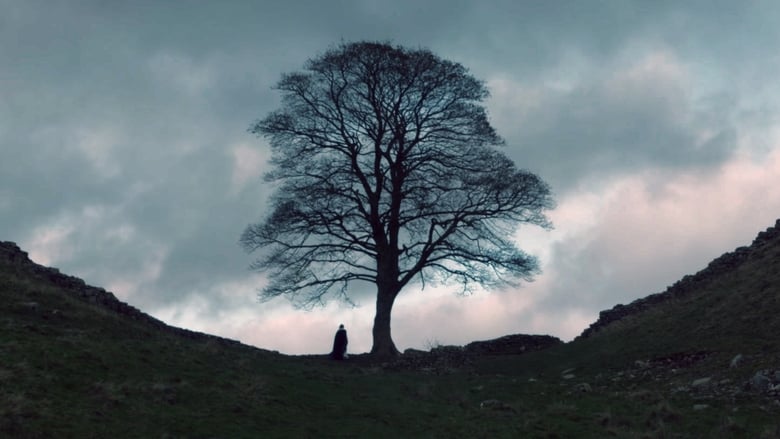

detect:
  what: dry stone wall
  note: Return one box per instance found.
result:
[0,241,245,348]
[578,219,780,339]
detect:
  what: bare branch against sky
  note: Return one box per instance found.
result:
[2,1,780,353]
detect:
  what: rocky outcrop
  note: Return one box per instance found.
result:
[578,219,780,339]
[464,334,563,355]
[0,241,245,348]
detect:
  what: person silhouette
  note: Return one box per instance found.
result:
[330,324,348,360]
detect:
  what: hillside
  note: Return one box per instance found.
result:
[2,218,780,437]
[0,241,578,437]
[0,242,286,437]
[0,242,251,348]
[576,218,780,362]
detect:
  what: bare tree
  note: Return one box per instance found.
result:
[241,42,554,357]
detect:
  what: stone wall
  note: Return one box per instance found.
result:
[0,241,245,348]
[464,333,563,355]
[578,218,780,339]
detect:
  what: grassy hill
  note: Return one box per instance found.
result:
[538,218,780,372]
[2,221,780,438]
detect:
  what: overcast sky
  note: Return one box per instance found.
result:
[3,0,780,354]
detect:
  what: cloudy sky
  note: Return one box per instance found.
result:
[3,0,780,354]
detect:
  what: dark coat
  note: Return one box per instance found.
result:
[331,328,348,360]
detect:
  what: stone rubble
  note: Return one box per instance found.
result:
[605,351,780,407]
[389,334,564,374]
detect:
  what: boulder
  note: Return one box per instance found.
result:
[751,371,770,392]
[464,334,562,355]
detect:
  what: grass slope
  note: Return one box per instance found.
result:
[577,219,780,370]
[2,219,780,438]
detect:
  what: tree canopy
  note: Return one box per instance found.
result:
[241,42,554,357]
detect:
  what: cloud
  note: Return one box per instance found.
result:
[73,127,123,179]
[26,221,76,267]
[150,276,367,354]
[229,142,268,195]
[3,0,780,355]
[488,49,736,193]
[536,146,780,316]
[147,51,217,97]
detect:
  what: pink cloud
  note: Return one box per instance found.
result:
[152,150,780,354]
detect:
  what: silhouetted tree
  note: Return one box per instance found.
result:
[241,42,554,357]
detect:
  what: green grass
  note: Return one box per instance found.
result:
[2,233,780,437]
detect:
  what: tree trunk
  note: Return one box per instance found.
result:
[370,282,400,358]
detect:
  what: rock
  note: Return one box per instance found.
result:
[389,345,473,373]
[464,334,562,355]
[573,383,592,393]
[751,372,771,392]
[693,404,709,411]
[692,377,712,388]
[652,351,711,369]
[479,399,515,412]
[730,354,744,369]
[403,348,427,357]
[430,345,463,355]
[480,399,502,408]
